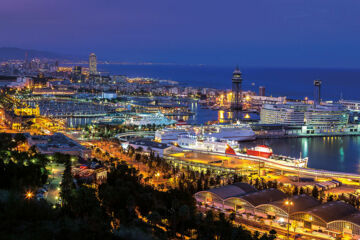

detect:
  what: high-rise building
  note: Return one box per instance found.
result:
[231,66,243,121]
[72,66,82,82]
[259,86,265,96]
[89,53,97,75]
[73,66,82,75]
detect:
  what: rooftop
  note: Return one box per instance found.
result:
[130,139,170,149]
[269,194,320,214]
[340,212,360,226]
[302,201,357,223]
[206,184,252,200]
[238,188,286,207]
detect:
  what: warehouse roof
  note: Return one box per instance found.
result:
[337,212,360,226]
[300,201,357,223]
[237,188,286,207]
[196,183,257,200]
[268,194,321,214]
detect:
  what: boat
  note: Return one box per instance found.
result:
[92,116,125,125]
[177,135,308,168]
[246,145,273,158]
[124,112,176,126]
[201,123,256,142]
[155,128,191,143]
[177,134,238,154]
[176,120,188,126]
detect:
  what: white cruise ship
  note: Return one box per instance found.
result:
[124,112,176,126]
[155,128,190,144]
[177,135,308,168]
[178,134,236,153]
[201,123,256,141]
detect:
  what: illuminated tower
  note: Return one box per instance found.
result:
[89,53,97,75]
[231,66,243,121]
[314,80,321,106]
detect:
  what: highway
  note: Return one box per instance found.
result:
[167,149,360,181]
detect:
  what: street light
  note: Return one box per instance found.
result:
[25,191,34,199]
[284,200,294,240]
[155,172,161,181]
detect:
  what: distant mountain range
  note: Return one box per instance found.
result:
[0,47,83,61]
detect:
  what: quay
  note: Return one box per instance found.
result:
[165,149,360,181]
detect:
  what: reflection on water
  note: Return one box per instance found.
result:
[241,136,360,174]
[65,117,100,128]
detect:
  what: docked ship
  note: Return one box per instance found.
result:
[201,123,256,142]
[246,145,273,158]
[92,116,125,125]
[155,128,191,144]
[177,135,308,168]
[242,145,308,168]
[155,123,255,144]
[178,134,239,154]
[124,112,176,126]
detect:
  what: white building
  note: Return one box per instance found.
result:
[339,100,360,112]
[101,92,117,99]
[260,103,308,125]
[260,103,349,127]
[305,104,348,126]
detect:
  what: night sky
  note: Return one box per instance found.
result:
[1,0,360,67]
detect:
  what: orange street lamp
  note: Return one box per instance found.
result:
[25,191,34,199]
[284,200,294,240]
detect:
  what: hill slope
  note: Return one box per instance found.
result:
[0,47,79,61]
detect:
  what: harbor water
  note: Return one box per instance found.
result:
[76,64,360,174]
[241,136,360,174]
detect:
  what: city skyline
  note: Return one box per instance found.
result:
[3,2,360,239]
[2,0,360,68]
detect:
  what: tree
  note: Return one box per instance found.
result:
[60,158,74,206]
[311,186,319,199]
[292,186,299,196]
[148,211,161,226]
[229,212,236,223]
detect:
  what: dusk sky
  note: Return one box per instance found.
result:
[2,0,360,67]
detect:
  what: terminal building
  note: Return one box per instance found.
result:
[258,102,359,136]
[26,133,91,159]
[195,183,360,238]
[260,103,307,125]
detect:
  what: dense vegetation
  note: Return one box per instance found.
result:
[0,133,277,240]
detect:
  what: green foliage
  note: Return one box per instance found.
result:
[98,162,276,240]
[0,134,49,190]
[0,190,113,240]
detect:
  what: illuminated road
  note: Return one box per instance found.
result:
[167,149,360,180]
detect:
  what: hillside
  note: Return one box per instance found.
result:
[0,47,80,61]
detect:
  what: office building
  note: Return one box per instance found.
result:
[89,53,97,75]
[72,66,82,82]
[260,103,308,125]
